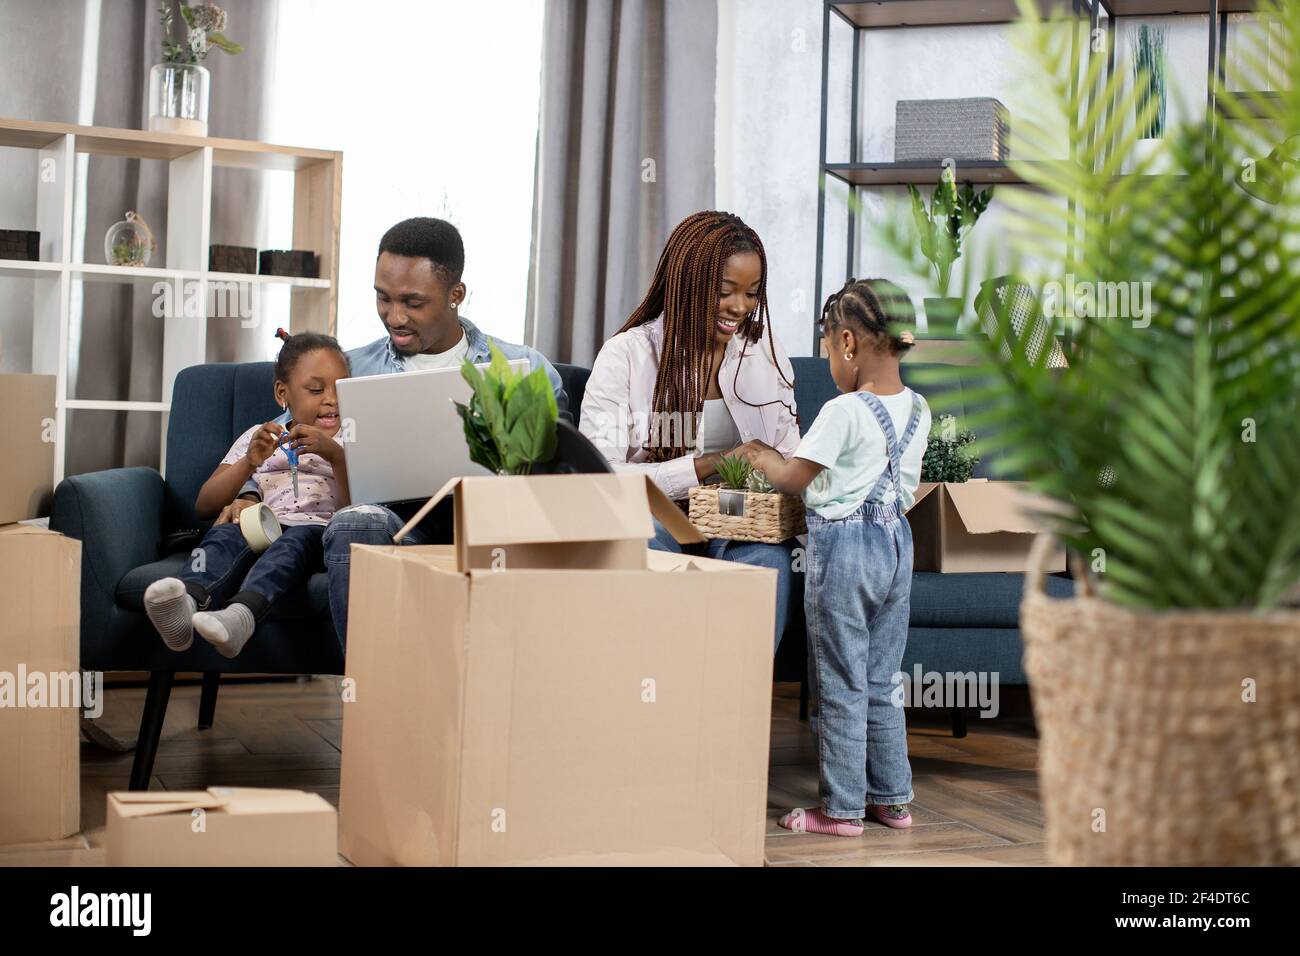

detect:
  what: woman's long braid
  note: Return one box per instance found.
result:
[620,211,796,462]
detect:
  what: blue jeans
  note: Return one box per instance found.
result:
[649,519,802,650]
[322,500,452,651]
[805,505,914,818]
[180,522,325,621]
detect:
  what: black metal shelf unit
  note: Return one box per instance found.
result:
[812,0,1268,352]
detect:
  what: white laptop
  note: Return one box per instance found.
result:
[336,360,529,506]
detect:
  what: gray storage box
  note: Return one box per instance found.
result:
[895,97,1010,163]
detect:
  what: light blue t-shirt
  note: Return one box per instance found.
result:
[794,389,931,519]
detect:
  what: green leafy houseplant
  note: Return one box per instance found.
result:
[902,0,1300,611]
[921,414,980,483]
[1132,24,1168,139]
[453,344,558,475]
[907,176,994,299]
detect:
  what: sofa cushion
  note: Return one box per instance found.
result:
[908,571,1074,628]
[116,553,331,620]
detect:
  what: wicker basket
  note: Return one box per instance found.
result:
[688,486,806,544]
[1021,535,1300,866]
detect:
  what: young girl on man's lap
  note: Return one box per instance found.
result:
[144,332,351,659]
[743,278,930,835]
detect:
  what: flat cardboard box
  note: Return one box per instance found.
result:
[107,788,338,866]
[341,473,776,866]
[906,479,1066,573]
[0,526,80,846]
[0,374,55,524]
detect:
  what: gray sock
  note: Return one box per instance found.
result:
[193,603,257,659]
[144,577,197,652]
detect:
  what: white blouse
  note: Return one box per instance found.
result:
[579,316,801,499]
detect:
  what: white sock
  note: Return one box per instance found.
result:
[144,577,197,652]
[193,603,257,659]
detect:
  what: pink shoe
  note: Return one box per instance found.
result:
[778,807,865,837]
[866,803,913,829]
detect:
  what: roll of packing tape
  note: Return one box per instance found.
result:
[239,502,282,553]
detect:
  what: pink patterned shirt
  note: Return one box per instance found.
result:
[221,425,339,526]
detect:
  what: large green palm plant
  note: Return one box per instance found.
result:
[908,0,1300,610]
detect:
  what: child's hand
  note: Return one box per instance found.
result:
[284,423,343,464]
[733,439,777,466]
[215,497,259,525]
[245,422,286,470]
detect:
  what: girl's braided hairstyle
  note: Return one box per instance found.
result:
[273,329,349,383]
[618,210,795,463]
[819,278,918,356]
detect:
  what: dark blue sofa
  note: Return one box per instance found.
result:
[51,356,1066,789]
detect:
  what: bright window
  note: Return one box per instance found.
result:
[264,0,544,349]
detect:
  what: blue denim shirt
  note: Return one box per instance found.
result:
[345,315,571,422]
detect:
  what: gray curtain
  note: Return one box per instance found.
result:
[0,0,277,476]
[526,0,718,367]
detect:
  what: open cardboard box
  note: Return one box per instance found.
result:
[107,788,337,866]
[339,473,777,866]
[906,479,1066,573]
[0,524,80,846]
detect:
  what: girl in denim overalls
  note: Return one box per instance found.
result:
[745,278,930,836]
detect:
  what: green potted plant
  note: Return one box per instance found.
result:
[453,343,558,475]
[896,0,1300,865]
[688,454,805,544]
[1129,24,1170,173]
[921,414,980,483]
[907,172,993,332]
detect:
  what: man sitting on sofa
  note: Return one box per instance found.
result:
[275,216,568,648]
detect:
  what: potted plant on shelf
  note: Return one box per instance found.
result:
[688,454,806,544]
[907,171,993,333]
[148,1,243,137]
[895,0,1300,866]
[1129,24,1170,174]
[453,344,558,475]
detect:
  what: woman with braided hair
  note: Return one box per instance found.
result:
[579,210,802,648]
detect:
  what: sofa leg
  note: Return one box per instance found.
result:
[198,671,220,730]
[951,708,968,739]
[129,671,174,791]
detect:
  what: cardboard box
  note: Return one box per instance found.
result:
[0,374,55,524]
[906,479,1066,573]
[340,473,776,866]
[0,526,80,846]
[107,788,338,866]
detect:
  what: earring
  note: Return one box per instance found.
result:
[451,302,458,310]
[844,352,853,361]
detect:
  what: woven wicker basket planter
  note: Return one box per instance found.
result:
[688,486,806,545]
[1021,536,1300,866]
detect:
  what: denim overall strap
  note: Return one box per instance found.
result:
[856,391,925,511]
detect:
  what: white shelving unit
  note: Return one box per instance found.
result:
[0,118,342,483]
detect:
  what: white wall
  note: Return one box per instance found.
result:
[716,2,1240,356]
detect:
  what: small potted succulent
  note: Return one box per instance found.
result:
[688,453,806,544]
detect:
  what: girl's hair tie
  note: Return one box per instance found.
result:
[275,327,291,343]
